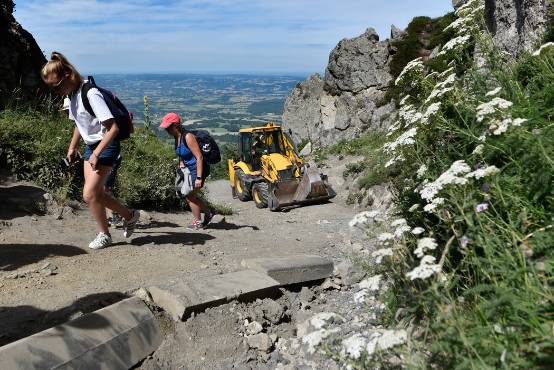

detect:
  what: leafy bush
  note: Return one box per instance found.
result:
[352,2,554,368]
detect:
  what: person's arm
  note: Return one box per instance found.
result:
[185,132,204,188]
[67,126,81,162]
[89,119,119,170]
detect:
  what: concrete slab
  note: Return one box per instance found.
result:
[0,297,162,370]
[241,255,333,285]
[148,269,280,321]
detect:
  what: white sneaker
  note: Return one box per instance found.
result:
[88,232,112,250]
[123,209,140,238]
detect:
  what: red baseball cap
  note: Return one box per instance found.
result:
[160,112,181,128]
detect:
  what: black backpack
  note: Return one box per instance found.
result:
[81,75,134,141]
[184,129,221,165]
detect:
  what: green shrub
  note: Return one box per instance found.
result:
[372,5,554,367]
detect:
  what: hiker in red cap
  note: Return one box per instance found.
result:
[161,113,213,230]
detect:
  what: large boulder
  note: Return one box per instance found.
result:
[324,28,392,95]
[281,74,323,145]
[0,0,48,106]
[282,28,394,147]
[484,0,552,58]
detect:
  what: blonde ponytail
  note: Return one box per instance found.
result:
[41,51,83,85]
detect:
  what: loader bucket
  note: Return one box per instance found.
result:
[269,167,336,211]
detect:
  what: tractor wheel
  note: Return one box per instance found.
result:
[234,169,252,201]
[252,182,269,208]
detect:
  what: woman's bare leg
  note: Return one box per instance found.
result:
[186,189,210,220]
[83,162,132,234]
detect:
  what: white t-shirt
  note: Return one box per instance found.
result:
[68,81,114,145]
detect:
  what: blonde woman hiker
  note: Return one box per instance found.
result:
[160,113,213,230]
[41,52,139,249]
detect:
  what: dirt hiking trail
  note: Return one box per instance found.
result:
[0,179,359,348]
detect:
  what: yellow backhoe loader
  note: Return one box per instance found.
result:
[228,122,335,211]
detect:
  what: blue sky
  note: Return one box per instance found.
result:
[16,0,453,75]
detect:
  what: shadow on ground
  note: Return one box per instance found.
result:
[206,217,260,231]
[0,244,87,271]
[0,291,128,347]
[0,185,47,220]
[130,232,215,246]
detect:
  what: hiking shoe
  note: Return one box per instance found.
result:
[187,219,203,230]
[110,213,124,228]
[203,210,214,227]
[123,209,140,238]
[88,232,112,250]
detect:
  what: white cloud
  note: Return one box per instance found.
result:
[16,0,452,73]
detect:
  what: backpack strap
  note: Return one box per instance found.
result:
[80,75,97,117]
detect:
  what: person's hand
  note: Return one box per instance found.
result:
[194,179,203,189]
[89,152,99,171]
[66,148,77,163]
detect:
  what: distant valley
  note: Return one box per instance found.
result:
[93,74,303,144]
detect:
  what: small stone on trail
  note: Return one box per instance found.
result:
[246,321,263,335]
[247,333,273,353]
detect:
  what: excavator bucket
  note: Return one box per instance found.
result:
[269,166,336,211]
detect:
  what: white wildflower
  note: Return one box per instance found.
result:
[372,248,393,264]
[478,133,487,142]
[384,155,404,168]
[395,224,412,238]
[512,118,528,126]
[384,127,417,154]
[414,237,438,258]
[472,144,484,155]
[417,164,428,178]
[476,97,513,122]
[377,232,395,243]
[437,35,471,57]
[411,227,425,235]
[395,57,424,86]
[421,102,441,123]
[466,165,500,179]
[425,73,456,104]
[399,95,411,107]
[485,87,502,97]
[532,42,554,56]
[406,255,442,280]
[408,204,419,212]
[419,160,471,202]
[349,210,380,228]
[391,218,407,228]
[423,197,445,213]
[342,334,367,360]
[489,118,511,135]
[455,0,482,17]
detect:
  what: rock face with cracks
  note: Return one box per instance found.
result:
[282,27,396,146]
[0,0,49,106]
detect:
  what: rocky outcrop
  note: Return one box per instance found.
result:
[0,0,48,106]
[282,28,396,147]
[484,0,551,57]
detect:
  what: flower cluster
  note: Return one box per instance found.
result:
[406,255,442,280]
[419,160,471,203]
[395,57,424,87]
[414,237,438,258]
[476,96,528,137]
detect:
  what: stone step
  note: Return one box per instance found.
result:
[148,269,281,321]
[241,255,333,285]
[0,297,162,370]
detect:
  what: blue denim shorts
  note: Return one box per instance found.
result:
[188,162,210,187]
[84,139,121,167]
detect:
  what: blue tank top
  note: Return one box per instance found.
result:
[175,133,197,169]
